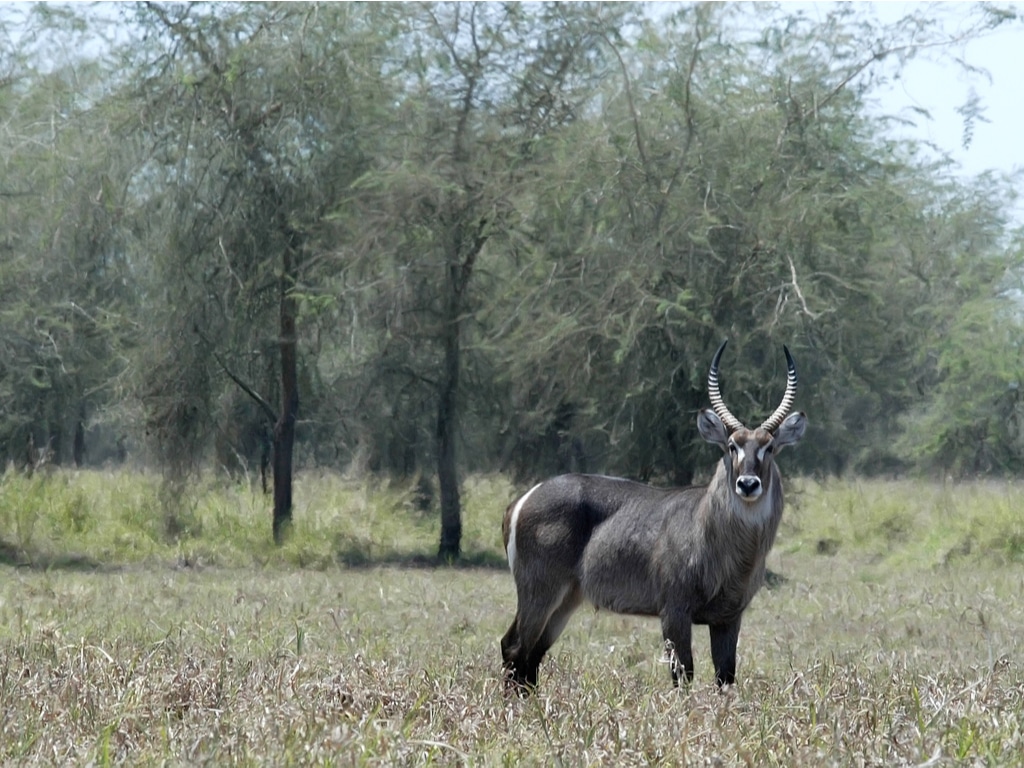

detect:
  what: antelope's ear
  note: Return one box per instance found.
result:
[772,411,807,451]
[697,409,730,448]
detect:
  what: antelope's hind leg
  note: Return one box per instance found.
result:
[524,584,582,682]
[501,583,581,694]
[500,617,522,685]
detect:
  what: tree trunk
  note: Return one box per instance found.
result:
[73,402,86,468]
[436,304,461,561]
[272,244,299,545]
[434,217,486,561]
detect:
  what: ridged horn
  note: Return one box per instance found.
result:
[707,340,744,434]
[759,345,798,433]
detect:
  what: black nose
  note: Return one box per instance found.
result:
[737,476,761,496]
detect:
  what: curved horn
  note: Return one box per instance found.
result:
[759,345,798,433]
[707,340,744,434]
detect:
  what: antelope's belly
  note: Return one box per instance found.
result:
[579,539,660,616]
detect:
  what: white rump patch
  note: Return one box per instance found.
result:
[507,482,543,576]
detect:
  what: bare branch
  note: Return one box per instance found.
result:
[194,325,277,424]
[601,31,648,172]
[787,254,821,321]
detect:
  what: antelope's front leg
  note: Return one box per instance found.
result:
[709,618,742,687]
[661,613,693,687]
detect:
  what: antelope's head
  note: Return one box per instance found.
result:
[697,340,807,503]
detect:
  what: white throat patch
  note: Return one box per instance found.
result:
[734,491,774,527]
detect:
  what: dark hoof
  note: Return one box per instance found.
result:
[502,666,536,697]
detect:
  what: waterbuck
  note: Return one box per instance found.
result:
[500,341,807,691]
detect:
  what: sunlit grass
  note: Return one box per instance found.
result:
[0,468,514,569]
[784,477,1024,571]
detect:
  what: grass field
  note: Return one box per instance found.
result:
[1,470,1022,765]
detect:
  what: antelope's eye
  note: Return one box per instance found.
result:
[764,444,774,455]
[728,443,739,454]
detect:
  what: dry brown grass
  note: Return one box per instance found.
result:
[1,472,1023,765]
[2,549,1022,766]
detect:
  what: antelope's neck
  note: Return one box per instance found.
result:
[704,459,783,534]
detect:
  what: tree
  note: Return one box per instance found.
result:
[116,3,393,540]
[0,6,137,470]
[345,2,632,559]
[894,181,1024,476]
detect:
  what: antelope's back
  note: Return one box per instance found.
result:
[505,474,688,583]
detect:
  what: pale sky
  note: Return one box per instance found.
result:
[795,2,1024,220]
[865,2,1023,178]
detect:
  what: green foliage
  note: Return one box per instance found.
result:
[0,34,137,468]
[898,288,1024,475]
